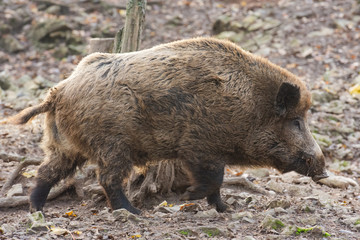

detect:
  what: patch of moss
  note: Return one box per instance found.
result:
[296,227,313,235]
[355,219,360,225]
[339,160,349,167]
[201,227,221,237]
[178,229,190,236]
[272,219,285,230]
[296,227,331,238]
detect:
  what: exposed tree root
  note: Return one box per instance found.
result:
[223,176,269,195]
[0,152,29,163]
[0,177,78,208]
[1,156,41,195]
[126,161,190,207]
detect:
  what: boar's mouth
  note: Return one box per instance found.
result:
[311,172,328,182]
[275,153,328,182]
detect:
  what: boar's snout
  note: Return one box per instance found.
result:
[312,171,328,182]
[305,148,328,182]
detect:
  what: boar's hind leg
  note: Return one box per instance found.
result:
[182,161,228,212]
[30,151,86,213]
[97,155,141,215]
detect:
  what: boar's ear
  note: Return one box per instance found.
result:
[275,82,300,116]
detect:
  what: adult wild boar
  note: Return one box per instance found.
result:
[9,37,328,214]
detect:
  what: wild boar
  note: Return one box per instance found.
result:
[9,37,328,214]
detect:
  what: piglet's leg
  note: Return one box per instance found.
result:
[181,160,228,212]
[97,153,141,215]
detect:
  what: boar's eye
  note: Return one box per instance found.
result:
[293,119,301,130]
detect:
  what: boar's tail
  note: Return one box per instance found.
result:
[3,87,58,125]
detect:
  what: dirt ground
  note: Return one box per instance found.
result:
[1,0,360,239]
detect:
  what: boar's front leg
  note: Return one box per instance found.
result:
[97,152,141,215]
[181,160,228,212]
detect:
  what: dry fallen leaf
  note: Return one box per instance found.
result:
[180,203,195,211]
[131,234,142,239]
[64,210,77,218]
[51,226,69,236]
[349,84,360,96]
[22,170,37,178]
[158,200,168,207]
[73,230,82,235]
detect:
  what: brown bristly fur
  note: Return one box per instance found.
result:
[9,37,326,214]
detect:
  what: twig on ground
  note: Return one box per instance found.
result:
[1,158,41,195]
[223,176,269,195]
[0,152,27,162]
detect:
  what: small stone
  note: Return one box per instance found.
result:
[112,209,141,223]
[212,15,232,34]
[245,168,270,178]
[6,183,23,197]
[0,70,12,90]
[260,214,285,231]
[341,216,360,226]
[300,46,313,58]
[312,89,338,104]
[318,174,359,189]
[216,31,244,43]
[302,205,315,213]
[195,209,219,218]
[320,100,345,114]
[46,5,62,15]
[253,33,272,45]
[267,199,291,209]
[247,19,264,31]
[262,18,281,30]
[266,180,283,193]
[0,224,16,234]
[308,27,334,37]
[274,207,288,214]
[200,227,222,237]
[243,236,256,240]
[226,197,236,205]
[231,211,253,220]
[0,35,24,53]
[154,212,168,218]
[286,185,303,196]
[68,220,82,228]
[51,217,69,225]
[339,229,354,235]
[281,225,297,235]
[242,15,258,28]
[23,79,39,93]
[243,217,256,224]
[33,75,55,89]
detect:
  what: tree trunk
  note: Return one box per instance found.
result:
[89,38,114,53]
[118,0,146,53]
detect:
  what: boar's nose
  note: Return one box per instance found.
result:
[312,171,328,182]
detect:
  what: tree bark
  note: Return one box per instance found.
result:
[118,0,147,53]
[89,38,114,53]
